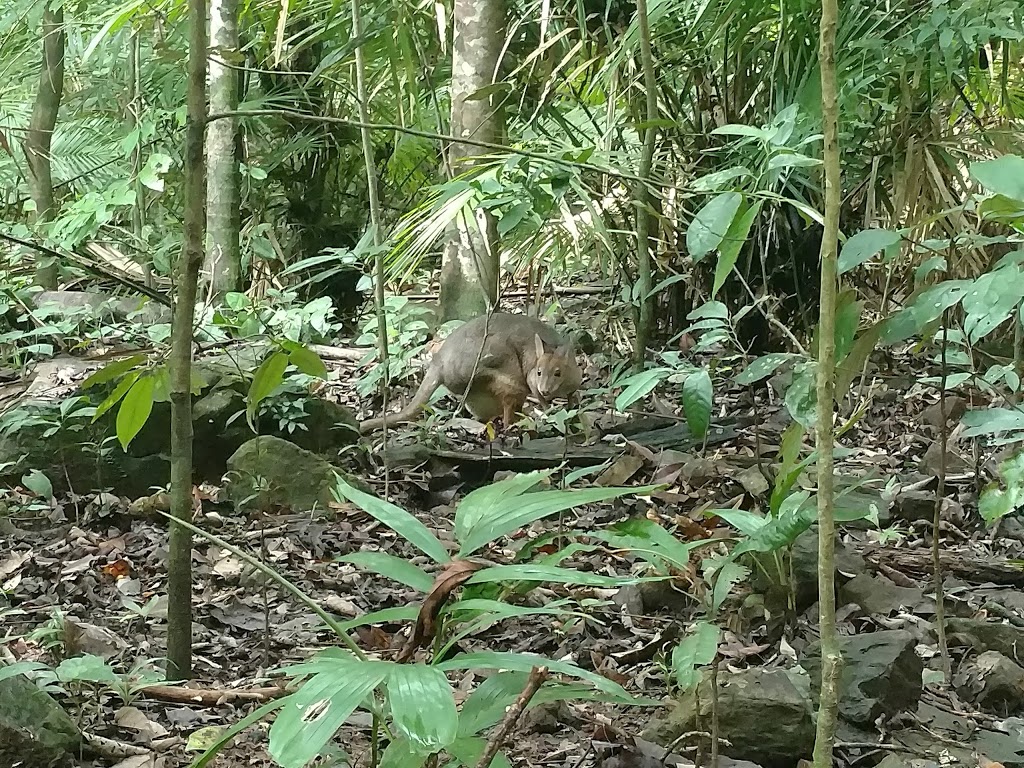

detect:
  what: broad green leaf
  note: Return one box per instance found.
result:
[706,558,748,613]
[457,484,656,557]
[961,268,1024,343]
[979,449,1024,525]
[467,564,637,588]
[834,324,882,401]
[712,509,768,537]
[93,369,141,421]
[915,256,947,285]
[688,300,729,320]
[733,491,817,556]
[711,124,769,140]
[0,661,50,683]
[387,665,458,752]
[333,476,450,564]
[881,281,970,344]
[960,407,1024,438]
[595,518,706,573]
[690,166,753,193]
[784,361,817,428]
[687,192,743,262]
[970,155,1024,201]
[833,291,862,362]
[837,229,901,275]
[614,367,672,411]
[682,369,713,438]
[116,375,156,450]
[454,470,553,544]
[339,606,420,631]
[80,354,146,390]
[735,353,797,386]
[447,737,513,768]
[55,655,119,685]
[766,152,821,170]
[671,621,719,691]
[269,661,390,768]
[378,738,429,768]
[712,201,759,298]
[21,469,53,499]
[282,342,329,379]
[247,350,289,423]
[338,552,434,593]
[436,652,633,701]
[446,598,590,624]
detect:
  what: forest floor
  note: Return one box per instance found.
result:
[3,324,1024,768]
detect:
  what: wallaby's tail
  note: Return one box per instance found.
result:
[359,365,442,433]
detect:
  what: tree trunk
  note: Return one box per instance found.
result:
[812,0,842,764]
[166,0,209,681]
[632,0,658,366]
[204,0,241,299]
[128,32,152,288]
[24,5,65,289]
[439,0,505,322]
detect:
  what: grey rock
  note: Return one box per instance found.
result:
[953,651,1024,714]
[946,618,1024,662]
[224,436,367,513]
[804,629,923,725]
[840,573,931,616]
[644,667,814,768]
[0,675,80,767]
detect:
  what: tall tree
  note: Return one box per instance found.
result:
[166,0,209,681]
[24,3,65,289]
[204,0,241,298]
[632,0,658,366]
[439,0,505,322]
[812,0,842,763]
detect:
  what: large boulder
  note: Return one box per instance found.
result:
[803,629,923,725]
[0,674,80,767]
[224,436,367,513]
[644,667,815,768]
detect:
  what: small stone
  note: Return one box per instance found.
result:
[892,489,937,524]
[946,618,1024,659]
[920,396,968,429]
[840,573,931,616]
[736,465,770,497]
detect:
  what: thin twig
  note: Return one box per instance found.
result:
[933,310,951,682]
[473,666,548,768]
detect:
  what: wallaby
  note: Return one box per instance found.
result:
[359,312,582,433]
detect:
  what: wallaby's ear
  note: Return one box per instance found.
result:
[534,333,546,359]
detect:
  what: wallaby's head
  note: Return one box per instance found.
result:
[528,333,582,401]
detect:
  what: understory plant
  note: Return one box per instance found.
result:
[164,469,660,768]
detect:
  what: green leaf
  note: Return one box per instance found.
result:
[766,152,822,170]
[55,655,119,685]
[690,166,753,193]
[837,229,902,275]
[92,369,141,421]
[378,738,429,768]
[687,192,743,262]
[712,201,759,297]
[979,448,1024,524]
[282,342,329,379]
[712,509,768,537]
[456,483,656,558]
[671,621,719,691]
[247,351,289,424]
[333,476,451,564]
[961,268,1024,344]
[735,353,797,386]
[446,737,513,768]
[338,552,434,593]
[467,564,637,588]
[711,124,769,140]
[0,661,50,683]
[733,491,817,556]
[961,407,1024,438]
[832,291,863,363]
[338,606,420,631]
[387,665,458,752]
[682,369,713,438]
[116,375,156,450]
[784,361,817,428]
[970,155,1024,201]
[594,518,706,573]
[706,558,748,613]
[21,469,53,499]
[269,661,390,768]
[614,367,672,411]
[80,354,146,390]
[436,652,632,701]
[880,281,970,344]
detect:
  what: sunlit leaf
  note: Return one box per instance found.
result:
[682,369,713,438]
[116,375,155,450]
[687,192,743,261]
[387,665,458,752]
[672,621,719,691]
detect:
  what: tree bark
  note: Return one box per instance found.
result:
[204,0,241,298]
[166,0,209,681]
[439,0,505,322]
[24,5,65,289]
[633,0,658,366]
[812,0,842,765]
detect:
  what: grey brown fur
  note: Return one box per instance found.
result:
[359,312,582,433]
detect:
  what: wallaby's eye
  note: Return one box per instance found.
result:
[537,368,543,376]
[554,369,561,377]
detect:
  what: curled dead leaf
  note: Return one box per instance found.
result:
[397,559,485,663]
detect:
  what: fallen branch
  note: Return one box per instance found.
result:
[309,344,368,361]
[862,547,1024,587]
[138,683,288,705]
[473,666,548,768]
[82,732,150,759]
